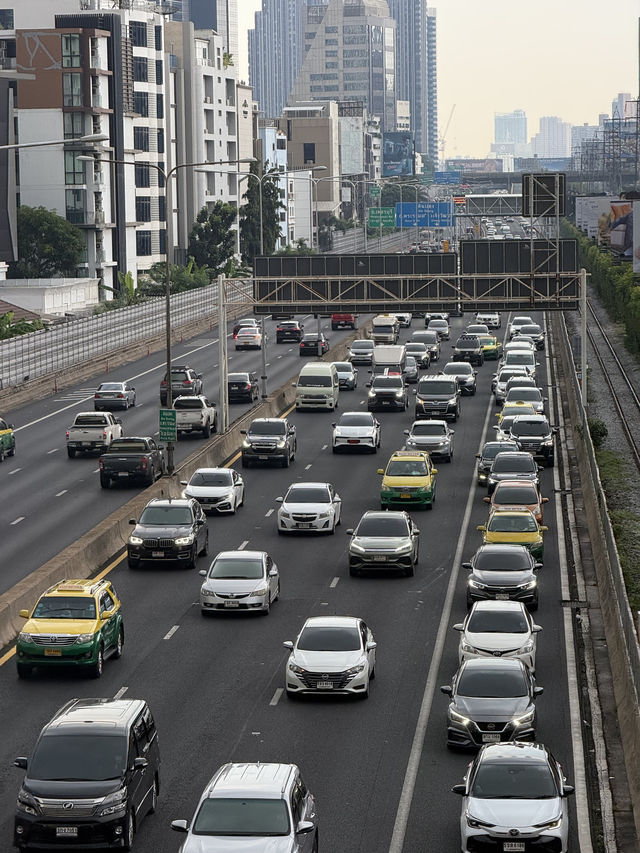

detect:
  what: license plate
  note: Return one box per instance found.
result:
[259,455,270,460]
[82,442,92,447]
[503,843,525,852]
[118,471,129,477]
[224,600,240,608]
[482,733,501,743]
[296,522,312,529]
[45,648,62,657]
[56,827,78,837]
[152,551,164,558]
[400,493,411,499]
[495,594,510,600]
[372,555,387,562]
[316,681,333,689]
[347,439,360,444]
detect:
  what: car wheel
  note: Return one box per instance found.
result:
[67,447,76,458]
[529,596,539,612]
[148,776,159,815]
[359,682,370,700]
[471,386,477,395]
[241,457,249,468]
[332,445,339,453]
[546,456,555,468]
[203,421,211,438]
[90,646,104,678]
[123,809,135,851]
[0,447,4,463]
[370,662,376,680]
[446,451,453,463]
[199,531,209,557]
[127,558,139,569]
[274,582,280,602]
[113,627,124,659]
[16,663,32,679]
[145,466,155,486]
[7,443,15,457]
[329,521,336,535]
[131,395,136,407]
[349,566,359,577]
[312,830,319,852]
[99,474,110,489]
[186,548,197,570]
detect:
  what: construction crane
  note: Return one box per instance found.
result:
[438,104,456,169]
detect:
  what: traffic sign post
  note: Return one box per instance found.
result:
[369,185,381,198]
[395,201,454,228]
[159,409,177,443]
[368,206,395,227]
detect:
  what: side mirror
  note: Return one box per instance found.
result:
[542,497,549,504]
[403,430,410,435]
[540,525,548,532]
[453,623,464,631]
[450,429,455,434]
[462,562,472,570]
[534,686,544,696]
[366,641,377,651]
[413,389,417,395]
[171,820,189,833]
[268,568,278,577]
[282,640,294,650]
[289,427,296,434]
[432,468,438,475]
[129,518,136,525]
[475,453,481,459]
[276,497,283,503]
[365,382,371,388]
[133,757,148,770]
[533,625,542,633]
[534,562,543,570]
[197,373,203,379]
[291,382,297,388]
[476,525,486,532]
[296,820,315,835]
[19,609,29,619]
[115,418,122,425]
[345,528,354,535]
[483,497,490,503]
[377,469,384,475]
[14,757,28,769]
[331,423,336,428]
[440,685,452,695]
[563,785,575,797]
[240,429,247,435]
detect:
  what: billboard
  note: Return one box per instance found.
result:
[382,132,414,177]
[396,202,454,227]
[434,171,462,184]
[575,196,623,241]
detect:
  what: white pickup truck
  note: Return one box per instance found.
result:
[174,395,217,438]
[66,412,123,457]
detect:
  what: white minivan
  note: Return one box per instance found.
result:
[294,362,340,410]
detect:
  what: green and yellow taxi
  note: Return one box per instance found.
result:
[477,333,503,360]
[477,508,547,561]
[16,579,124,679]
[378,449,438,510]
[0,415,16,461]
[496,401,537,424]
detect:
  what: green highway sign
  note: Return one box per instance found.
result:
[159,408,177,442]
[369,185,381,198]
[368,206,395,227]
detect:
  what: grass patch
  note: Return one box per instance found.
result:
[595,449,627,492]
[609,510,640,612]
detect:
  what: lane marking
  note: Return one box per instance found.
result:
[269,688,284,706]
[8,468,21,475]
[10,517,25,525]
[238,539,249,550]
[55,490,67,497]
[321,444,328,450]
[47,448,59,454]
[265,508,274,517]
[113,686,128,700]
[304,463,312,470]
[330,577,339,588]
[163,625,180,640]
[93,468,100,473]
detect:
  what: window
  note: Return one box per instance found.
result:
[0,10,14,29]
[154,25,162,51]
[63,73,82,107]
[157,162,165,187]
[276,137,286,150]
[158,195,166,221]
[129,20,147,47]
[133,91,148,117]
[133,126,149,151]
[303,143,315,164]
[135,163,150,188]
[155,59,163,85]
[65,151,85,185]
[156,93,163,119]
[62,34,81,68]
[156,128,164,154]
[133,56,148,82]
[159,228,166,255]
[136,196,151,222]
[325,38,338,45]
[64,112,84,139]
[325,26,338,33]
[65,188,85,223]
[136,230,152,255]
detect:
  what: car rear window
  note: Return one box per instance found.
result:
[174,398,204,409]
[108,440,148,452]
[74,415,109,426]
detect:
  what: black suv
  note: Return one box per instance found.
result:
[367,375,408,411]
[160,365,203,406]
[300,333,329,356]
[127,498,208,568]
[414,376,460,421]
[464,543,541,609]
[452,334,484,367]
[227,372,259,403]
[508,415,557,467]
[240,417,297,467]
[276,320,304,343]
[13,697,160,850]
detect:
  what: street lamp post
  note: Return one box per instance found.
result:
[0,132,108,152]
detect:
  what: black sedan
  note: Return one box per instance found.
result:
[300,333,329,356]
[127,498,209,569]
[228,371,259,403]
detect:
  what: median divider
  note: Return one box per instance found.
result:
[0,322,368,651]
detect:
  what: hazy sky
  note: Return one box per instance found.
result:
[237,0,639,157]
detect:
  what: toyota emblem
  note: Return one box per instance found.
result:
[63,802,74,810]
[509,829,520,836]
[492,650,501,656]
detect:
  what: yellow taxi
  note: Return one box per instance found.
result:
[477,333,503,360]
[0,415,16,461]
[378,449,438,510]
[496,401,537,424]
[477,508,547,561]
[16,579,124,679]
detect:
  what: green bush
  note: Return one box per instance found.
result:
[587,417,608,449]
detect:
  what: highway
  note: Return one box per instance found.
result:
[0,310,591,851]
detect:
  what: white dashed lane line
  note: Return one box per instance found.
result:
[269,688,284,706]
[265,509,274,517]
[10,517,25,525]
[47,448,59,454]
[238,540,249,550]
[113,686,128,700]
[330,577,340,588]
[163,625,180,640]
[304,464,312,470]
[55,490,68,497]
[8,468,21,475]
[321,444,328,450]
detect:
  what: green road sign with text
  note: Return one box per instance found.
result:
[368,206,395,227]
[159,408,177,442]
[369,185,381,198]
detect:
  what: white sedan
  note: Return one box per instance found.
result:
[284,615,376,698]
[453,600,542,671]
[181,467,244,514]
[277,481,341,534]
[332,411,381,453]
[234,326,263,349]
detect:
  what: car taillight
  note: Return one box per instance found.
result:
[245,383,251,390]
[161,380,167,387]
[117,393,124,398]
[99,459,104,470]
[141,457,148,469]
[183,379,193,385]
[94,393,99,399]
[103,431,107,439]
[65,430,69,438]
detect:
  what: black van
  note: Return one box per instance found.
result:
[14,697,160,850]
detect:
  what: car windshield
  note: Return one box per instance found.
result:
[286,487,331,503]
[488,514,538,533]
[492,455,535,473]
[297,625,361,651]
[412,423,446,436]
[470,762,557,799]
[193,798,289,836]
[415,332,438,343]
[429,321,447,328]
[32,596,96,620]
[248,422,285,436]
[338,414,373,427]
[97,383,123,392]
[334,363,352,372]
[406,344,426,352]
[444,364,472,375]
[511,421,550,437]
[139,506,193,525]
[373,377,403,388]
[208,558,263,580]
[457,667,528,697]
[418,381,457,395]
[29,735,126,781]
[386,459,428,476]
[108,440,148,452]
[352,340,373,349]
[494,485,538,504]
[482,443,518,460]
[474,549,531,571]
[374,324,395,333]
[467,610,529,633]
[356,516,409,537]
[189,471,232,487]
[298,375,332,387]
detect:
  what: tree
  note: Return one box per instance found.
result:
[239,161,284,265]
[0,311,44,339]
[274,239,315,256]
[9,206,85,278]
[187,203,237,274]
[145,257,211,295]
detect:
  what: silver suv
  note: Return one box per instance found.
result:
[171,762,318,852]
[240,418,297,468]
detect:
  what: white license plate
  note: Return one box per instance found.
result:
[316,681,333,689]
[259,455,270,460]
[503,843,525,852]
[152,551,164,558]
[82,442,92,447]
[224,600,240,608]
[118,471,129,477]
[56,827,78,837]
[495,593,510,600]
[372,555,387,562]
[482,733,501,743]
[296,522,313,529]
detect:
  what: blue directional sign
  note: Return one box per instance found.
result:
[396,201,454,227]
[434,170,462,184]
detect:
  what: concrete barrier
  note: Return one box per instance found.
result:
[0,323,367,650]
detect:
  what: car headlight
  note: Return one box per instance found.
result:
[75,633,95,644]
[18,632,34,643]
[318,511,330,519]
[289,663,307,675]
[99,788,127,817]
[468,578,485,589]
[174,535,194,546]
[394,542,413,554]
[350,542,366,554]
[516,640,535,654]
[534,815,563,830]
[449,708,472,725]
[448,397,457,405]
[242,440,251,449]
[344,664,366,676]
[512,708,535,726]
[17,789,38,816]
[276,440,286,448]
[460,640,476,653]
[520,579,537,590]
[279,510,291,519]
[128,535,143,545]
[542,438,554,446]
[368,390,376,398]
[395,390,404,397]
[200,586,215,597]
[253,585,268,596]
[466,811,494,829]
[381,484,392,492]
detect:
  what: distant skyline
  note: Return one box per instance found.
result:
[237,0,639,157]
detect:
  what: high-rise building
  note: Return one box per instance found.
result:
[531,116,571,158]
[174,0,238,59]
[248,0,303,120]
[387,1,437,162]
[494,109,527,145]
[288,0,397,132]
[611,92,632,119]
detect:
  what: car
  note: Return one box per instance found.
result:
[496,402,538,424]
[93,381,136,410]
[451,742,574,853]
[160,364,203,405]
[367,374,408,411]
[378,449,438,510]
[199,550,279,615]
[347,510,420,576]
[492,367,531,404]
[476,334,503,360]
[453,600,542,670]
[465,323,489,335]
[284,615,376,699]
[427,318,450,340]
[502,349,539,377]
[504,386,546,414]
[171,762,317,850]
[504,374,539,396]
[333,361,358,389]
[240,417,297,468]
[181,467,244,514]
[442,361,478,395]
[277,481,342,534]
[235,326,263,350]
[174,395,217,438]
[475,311,501,328]
[15,579,124,679]
[452,334,484,367]
[475,440,521,486]
[332,411,380,453]
[127,497,208,569]
[232,317,258,337]
[414,375,460,421]
[276,319,304,342]
[464,543,541,609]
[403,419,454,461]
[508,314,535,338]
[493,414,522,443]
[508,414,557,466]
[14,697,160,851]
[227,371,259,402]
[331,311,357,329]
[487,451,542,494]
[478,509,548,562]
[348,338,375,364]
[403,355,419,384]
[0,415,16,461]
[394,312,412,327]
[485,479,548,523]
[405,342,431,368]
[440,658,542,748]
[300,332,329,355]
[518,323,546,349]
[503,339,536,356]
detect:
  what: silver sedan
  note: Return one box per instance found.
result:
[93,381,136,410]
